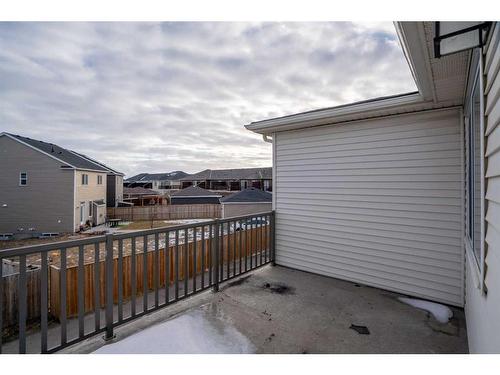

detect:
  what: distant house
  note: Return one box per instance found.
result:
[70,150,124,207]
[123,187,165,206]
[220,188,272,218]
[0,133,123,237]
[125,171,188,193]
[179,167,272,191]
[170,186,222,205]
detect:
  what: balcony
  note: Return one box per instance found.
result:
[0,211,467,354]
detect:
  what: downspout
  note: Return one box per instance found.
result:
[262,134,272,143]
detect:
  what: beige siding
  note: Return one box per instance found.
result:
[274,108,464,306]
[0,136,74,234]
[466,23,500,353]
[74,170,107,230]
[222,203,272,218]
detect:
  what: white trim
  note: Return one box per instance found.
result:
[479,50,486,294]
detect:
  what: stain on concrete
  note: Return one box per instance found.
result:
[224,275,252,289]
[262,282,295,295]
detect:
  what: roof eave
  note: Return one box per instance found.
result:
[245,92,426,134]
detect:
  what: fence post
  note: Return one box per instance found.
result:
[104,233,115,340]
[270,211,276,266]
[212,219,220,292]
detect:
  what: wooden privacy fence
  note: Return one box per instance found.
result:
[49,226,268,319]
[107,204,221,221]
[1,268,41,327]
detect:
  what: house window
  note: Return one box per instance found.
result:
[465,55,483,271]
[19,172,28,186]
[82,174,89,185]
[97,175,103,185]
[89,201,93,217]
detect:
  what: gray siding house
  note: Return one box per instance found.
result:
[180,167,272,191]
[246,22,500,353]
[0,133,123,236]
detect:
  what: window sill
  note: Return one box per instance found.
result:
[464,238,482,290]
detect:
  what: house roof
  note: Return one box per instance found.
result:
[123,187,159,196]
[245,21,471,135]
[220,188,272,203]
[1,132,111,172]
[69,150,124,176]
[170,186,222,198]
[180,167,272,181]
[126,171,188,182]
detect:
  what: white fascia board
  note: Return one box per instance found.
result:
[245,92,425,134]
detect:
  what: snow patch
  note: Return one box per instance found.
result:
[93,309,254,354]
[398,297,453,323]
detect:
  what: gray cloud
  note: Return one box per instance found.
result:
[0,22,416,176]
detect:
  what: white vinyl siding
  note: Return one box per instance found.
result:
[466,23,500,353]
[274,108,464,306]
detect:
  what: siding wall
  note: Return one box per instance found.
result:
[466,23,500,353]
[274,108,464,306]
[0,136,74,234]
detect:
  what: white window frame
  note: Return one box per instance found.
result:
[464,49,486,293]
[89,200,93,217]
[82,174,89,185]
[19,172,28,186]
[97,175,103,185]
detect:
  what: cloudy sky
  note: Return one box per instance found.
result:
[0,22,416,177]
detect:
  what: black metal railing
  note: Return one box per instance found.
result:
[0,211,275,354]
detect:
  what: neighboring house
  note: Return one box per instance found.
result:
[221,188,272,218]
[0,133,123,236]
[70,151,125,207]
[124,171,188,193]
[123,187,165,206]
[179,167,272,191]
[246,22,500,353]
[170,186,222,205]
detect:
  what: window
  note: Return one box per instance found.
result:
[89,201,93,217]
[97,175,103,185]
[81,174,89,185]
[19,172,27,186]
[465,53,484,273]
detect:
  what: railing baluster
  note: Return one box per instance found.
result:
[175,230,179,300]
[165,231,170,304]
[0,257,3,354]
[131,237,136,316]
[118,239,123,321]
[143,235,148,312]
[233,221,236,277]
[193,227,197,292]
[184,229,188,297]
[239,220,243,274]
[78,245,85,338]
[260,216,264,266]
[271,211,276,266]
[41,252,48,353]
[94,242,100,331]
[265,214,269,264]
[213,220,220,292]
[250,218,254,269]
[208,225,212,286]
[245,220,248,272]
[226,222,230,279]
[154,233,159,308]
[201,226,205,288]
[105,234,114,340]
[18,255,27,353]
[60,248,67,346]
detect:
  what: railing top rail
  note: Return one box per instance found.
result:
[0,211,275,257]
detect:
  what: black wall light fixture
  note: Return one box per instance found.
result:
[434,22,492,58]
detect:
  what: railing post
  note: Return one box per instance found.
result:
[212,219,220,292]
[270,211,276,266]
[104,233,115,340]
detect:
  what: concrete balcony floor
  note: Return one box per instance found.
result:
[62,265,468,354]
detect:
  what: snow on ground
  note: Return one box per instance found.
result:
[93,309,255,354]
[163,219,213,225]
[398,297,453,323]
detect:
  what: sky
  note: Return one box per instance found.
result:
[0,22,416,177]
